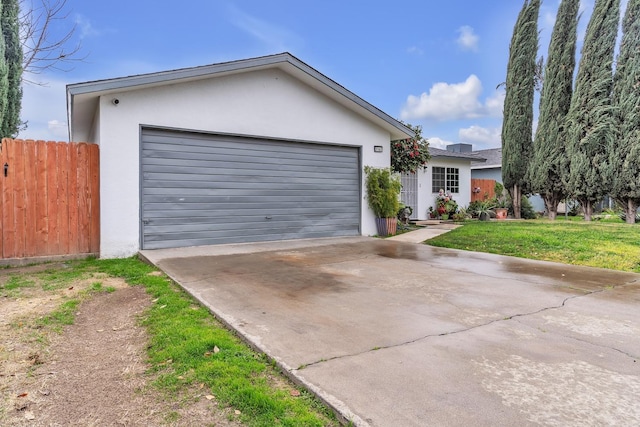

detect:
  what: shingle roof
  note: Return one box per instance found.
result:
[470,148,502,168]
[429,147,486,162]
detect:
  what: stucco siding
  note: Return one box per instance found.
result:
[95,68,391,257]
[411,159,473,219]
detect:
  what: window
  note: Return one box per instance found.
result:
[432,167,459,193]
[446,167,459,193]
[432,167,445,193]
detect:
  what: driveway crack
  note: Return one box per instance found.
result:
[296,285,637,371]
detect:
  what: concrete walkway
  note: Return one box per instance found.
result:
[141,236,640,426]
[387,223,461,243]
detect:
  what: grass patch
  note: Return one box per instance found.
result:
[35,299,81,332]
[2,275,36,293]
[88,257,339,426]
[427,220,640,272]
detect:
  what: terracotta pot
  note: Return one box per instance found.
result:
[495,208,508,220]
[375,217,398,236]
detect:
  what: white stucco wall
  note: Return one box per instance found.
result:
[91,68,392,257]
[416,158,473,219]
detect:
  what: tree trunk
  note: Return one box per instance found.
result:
[543,192,562,220]
[583,200,593,221]
[512,184,522,219]
[625,199,638,225]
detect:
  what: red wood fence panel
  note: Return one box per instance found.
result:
[471,178,496,202]
[0,138,100,260]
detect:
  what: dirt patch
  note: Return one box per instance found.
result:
[1,267,242,426]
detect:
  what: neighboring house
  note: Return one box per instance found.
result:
[401,145,484,219]
[470,148,545,212]
[66,53,413,258]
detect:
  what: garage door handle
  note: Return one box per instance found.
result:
[265,216,272,220]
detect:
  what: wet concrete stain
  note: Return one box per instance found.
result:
[162,240,638,305]
[161,251,350,301]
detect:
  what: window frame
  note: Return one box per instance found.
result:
[431,166,460,194]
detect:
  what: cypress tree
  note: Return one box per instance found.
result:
[611,0,640,224]
[0,1,8,130]
[1,0,21,137]
[502,0,540,219]
[529,0,580,220]
[563,0,620,221]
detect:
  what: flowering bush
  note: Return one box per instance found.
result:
[391,123,431,174]
[435,189,458,216]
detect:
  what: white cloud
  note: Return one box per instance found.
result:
[19,79,69,142]
[456,26,479,52]
[406,46,424,56]
[459,126,502,148]
[47,120,69,139]
[75,14,101,39]
[228,5,303,52]
[401,75,504,121]
[426,136,456,149]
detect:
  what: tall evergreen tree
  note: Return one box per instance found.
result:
[1,0,21,137]
[529,0,580,220]
[0,1,8,130]
[563,0,620,221]
[611,0,640,224]
[502,0,540,219]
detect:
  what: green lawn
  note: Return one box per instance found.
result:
[426,220,640,273]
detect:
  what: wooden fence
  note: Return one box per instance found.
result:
[0,139,99,260]
[471,178,496,202]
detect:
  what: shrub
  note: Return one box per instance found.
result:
[364,167,401,218]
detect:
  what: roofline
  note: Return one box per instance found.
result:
[431,155,486,162]
[67,52,413,141]
[470,163,500,169]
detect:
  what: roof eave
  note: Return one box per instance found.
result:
[67,53,413,142]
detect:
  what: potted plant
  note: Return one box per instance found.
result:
[494,197,509,220]
[435,189,457,220]
[364,166,402,236]
[453,206,470,222]
[493,182,509,220]
[428,206,437,219]
[471,200,495,221]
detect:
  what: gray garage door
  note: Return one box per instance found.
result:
[141,129,361,249]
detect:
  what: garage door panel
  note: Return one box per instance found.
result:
[146,217,359,235]
[141,129,361,249]
[143,202,359,217]
[142,196,361,207]
[142,175,358,188]
[144,229,357,248]
[144,132,357,158]
[144,205,358,218]
[142,164,357,181]
[143,210,358,224]
[143,144,357,166]
[142,157,354,175]
[142,144,358,164]
[145,223,359,244]
[142,181,360,194]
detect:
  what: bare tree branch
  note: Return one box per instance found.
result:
[19,0,85,85]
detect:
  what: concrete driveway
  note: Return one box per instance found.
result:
[140,237,640,427]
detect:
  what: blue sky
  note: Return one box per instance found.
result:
[19,0,621,150]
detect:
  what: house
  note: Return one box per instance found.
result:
[67,53,413,258]
[400,144,484,219]
[470,148,545,212]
